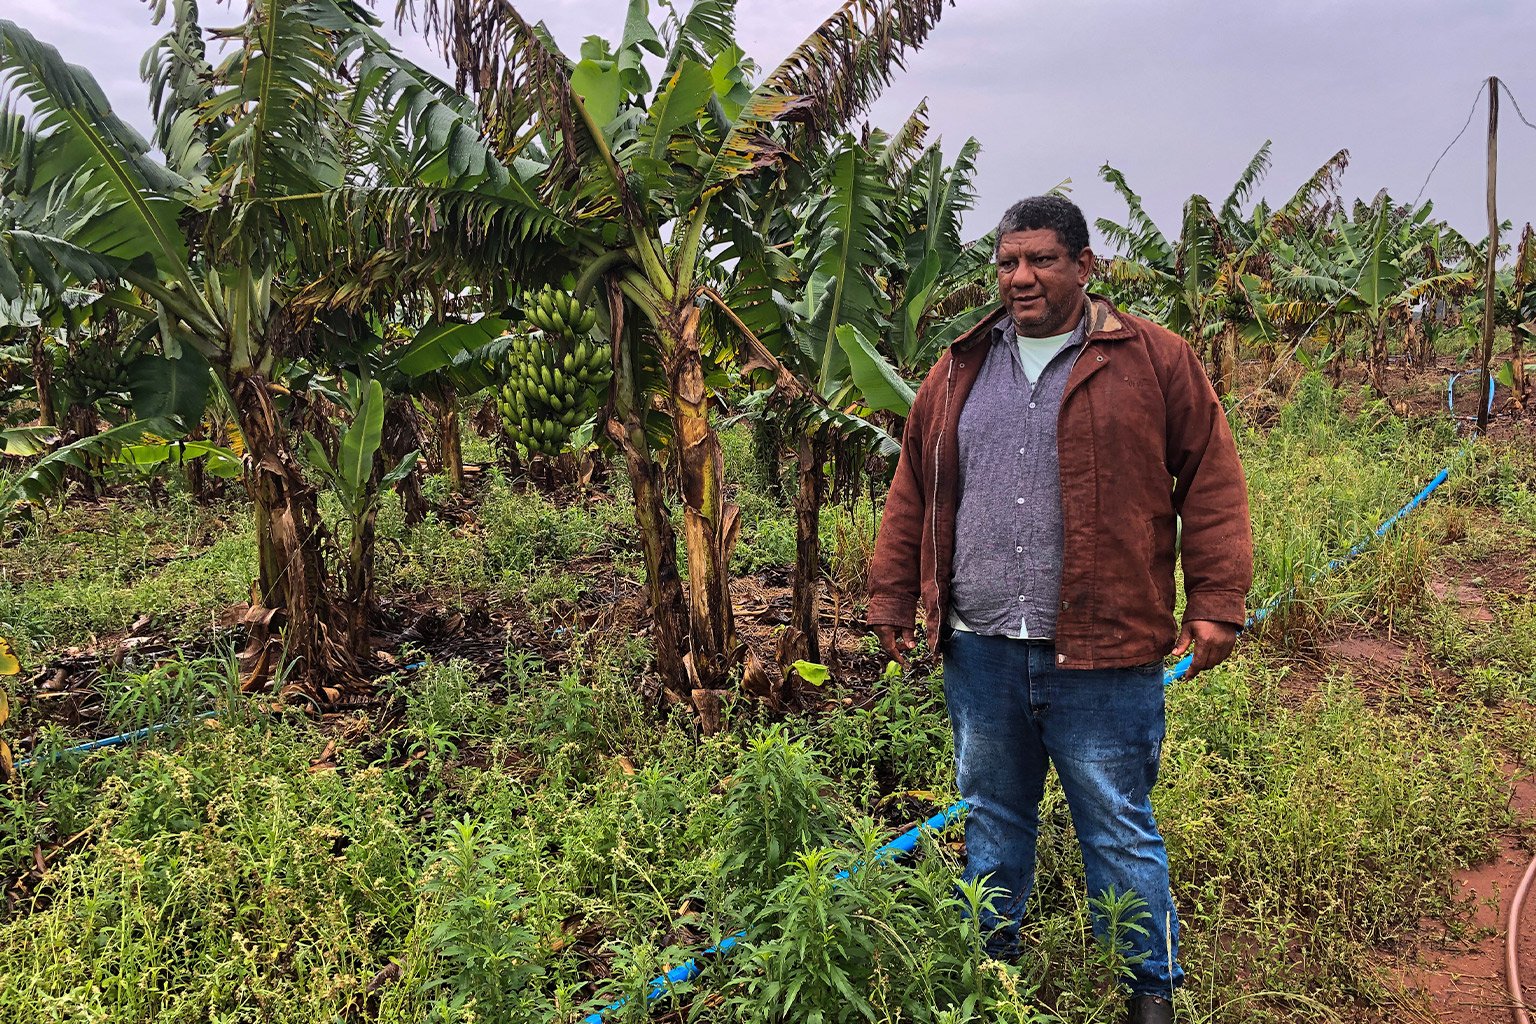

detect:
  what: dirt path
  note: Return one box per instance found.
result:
[1370,771,1536,1024]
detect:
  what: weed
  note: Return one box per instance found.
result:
[721,725,843,891]
[416,817,540,1021]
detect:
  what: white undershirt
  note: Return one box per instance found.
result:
[1016,327,1076,384]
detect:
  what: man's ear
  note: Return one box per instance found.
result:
[1077,247,1096,285]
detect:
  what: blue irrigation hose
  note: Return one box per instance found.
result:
[1447,372,1496,415]
[587,458,1466,1018]
[13,661,430,771]
[1163,461,1455,685]
[14,710,220,769]
[582,802,968,1023]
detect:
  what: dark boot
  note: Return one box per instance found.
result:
[1125,994,1173,1024]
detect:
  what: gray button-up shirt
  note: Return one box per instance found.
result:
[949,314,1086,638]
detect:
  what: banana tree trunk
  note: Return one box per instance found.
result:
[1212,325,1238,398]
[63,401,98,500]
[787,431,827,667]
[661,301,738,693]
[439,385,464,492]
[233,371,357,687]
[1369,317,1390,395]
[1329,326,1346,385]
[383,395,429,527]
[605,282,690,701]
[183,422,211,503]
[610,418,690,699]
[30,334,56,428]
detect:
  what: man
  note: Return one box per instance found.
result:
[867,195,1251,1024]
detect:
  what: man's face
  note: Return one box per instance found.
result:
[995,229,1095,338]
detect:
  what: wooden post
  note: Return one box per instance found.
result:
[1476,77,1500,434]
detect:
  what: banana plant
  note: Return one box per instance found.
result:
[1284,194,1476,394]
[713,121,988,670]
[405,0,954,703]
[1098,144,1353,395]
[1493,223,1535,408]
[0,4,544,688]
[298,377,419,662]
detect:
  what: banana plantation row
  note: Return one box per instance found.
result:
[1,2,1532,717]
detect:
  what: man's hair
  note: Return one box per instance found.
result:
[994,195,1090,257]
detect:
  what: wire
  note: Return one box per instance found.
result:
[1413,80,1488,207]
[1229,79,1494,412]
[1500,79,1536,134]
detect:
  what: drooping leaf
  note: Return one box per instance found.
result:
[663,0,739,80]
[380,450,420,487]
[0,417,181,512]
[0,20,192,276]
[114,439,243,479]
[836,323,913,415]
[126,350,212,421]
[301,430,335,479]
[393,317,511,378]
[1,425,60,456]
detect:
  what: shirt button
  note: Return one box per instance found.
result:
[1015,546,1024,553]
[1018,596,1026,602]
[1058,654,1066,663]
[1029,402,1037,409]
[1016,498,1025,505]
[1019,447,1027,455]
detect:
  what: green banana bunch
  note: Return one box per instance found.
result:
[75,343,124,393]
[494,295,608,458]
[519,286,598,338]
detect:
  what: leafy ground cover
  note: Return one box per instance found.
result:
[1,379,1534,1024]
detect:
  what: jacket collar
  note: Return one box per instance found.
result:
[950,292,1132,354]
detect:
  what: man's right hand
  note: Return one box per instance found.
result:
[874,624,918,667]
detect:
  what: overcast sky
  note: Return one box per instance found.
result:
[10,0,1536,249]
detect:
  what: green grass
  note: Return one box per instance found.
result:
[0,496,255,658]
[2,377,1534,1022]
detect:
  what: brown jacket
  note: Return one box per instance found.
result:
[867,295,1253,669]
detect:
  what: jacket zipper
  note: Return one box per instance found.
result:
[933,356,955,628]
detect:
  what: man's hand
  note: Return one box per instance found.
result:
[874,624,918,668]
[1172,620,1238,679]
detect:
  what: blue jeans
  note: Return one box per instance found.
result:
[943,631,1182,998]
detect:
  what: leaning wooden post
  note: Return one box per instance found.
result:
[1476,76,1500,435]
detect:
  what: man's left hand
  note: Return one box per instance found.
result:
[1171,620,1238,679]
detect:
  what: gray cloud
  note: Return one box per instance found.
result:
[12,0,1536,248]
